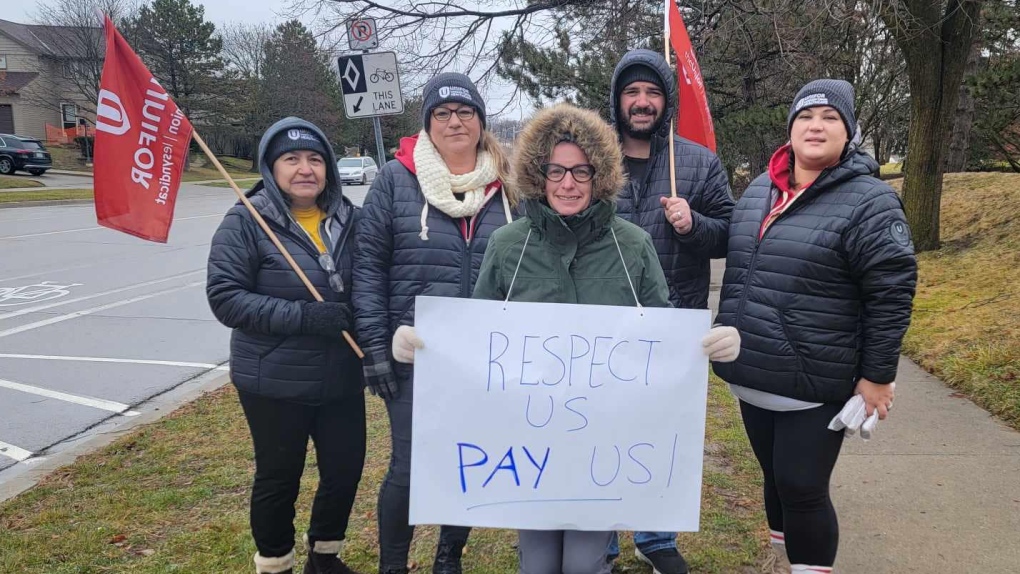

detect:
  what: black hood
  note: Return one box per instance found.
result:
[609,49,677,145]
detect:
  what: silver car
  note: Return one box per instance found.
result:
[337,156,378,185]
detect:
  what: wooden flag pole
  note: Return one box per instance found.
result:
[191,131,365,359]
[664,4,678,198]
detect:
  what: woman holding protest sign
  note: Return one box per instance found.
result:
[713,79,917,573]
[352,72,515,574]
[468,103,741,573]
[207,117,364,574]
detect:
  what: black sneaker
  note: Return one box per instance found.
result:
[432,542,464,574]
[635,547,690,574]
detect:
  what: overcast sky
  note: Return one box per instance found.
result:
[4,0,532,120]
[5,0,298,28]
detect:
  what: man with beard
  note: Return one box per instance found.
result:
[607,49,735,574]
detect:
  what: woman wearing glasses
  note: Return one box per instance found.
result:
[207,117,364,574]
[352,73,515,574]
[472,103,740,573]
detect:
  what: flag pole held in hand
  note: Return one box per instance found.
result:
[191,132,364,359]
[663,1,678,199]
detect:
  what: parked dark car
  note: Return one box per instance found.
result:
[0,134,53,176]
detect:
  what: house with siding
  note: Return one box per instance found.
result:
[0,19,101,140]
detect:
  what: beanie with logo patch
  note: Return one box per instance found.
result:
[421,72,486,130]
[265,128,329,167]
[787,79,857,139]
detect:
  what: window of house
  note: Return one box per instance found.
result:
[61,103,77,129]
[0,55,7,70]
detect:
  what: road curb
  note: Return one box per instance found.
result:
[0,368,231,504]
[0,199,94,209]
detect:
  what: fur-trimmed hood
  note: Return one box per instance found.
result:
[513,103,625,202]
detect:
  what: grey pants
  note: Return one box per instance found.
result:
[518,529,614,574]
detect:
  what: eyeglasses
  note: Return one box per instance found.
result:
[432,107,476,122]
[540,163,596,183]
[318,253,345,293]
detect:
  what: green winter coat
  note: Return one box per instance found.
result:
[473,198,670,308]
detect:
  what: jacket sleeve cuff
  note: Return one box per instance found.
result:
[860,366,897,385]
[671,210,702,241]
[362,345,394,378]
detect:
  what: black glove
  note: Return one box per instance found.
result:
[300,301,353,338]
[362,345,399,401]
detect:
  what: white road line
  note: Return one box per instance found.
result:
[0,270,204,320]
[0,354,229,370]
[0,225,104,239]
[0,213,221,240]
[0,280,205,339]
[0,441,33,462]
[0,378,139,416]
[0,261,112,284]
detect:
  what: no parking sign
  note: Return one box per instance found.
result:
[348,18,378,50]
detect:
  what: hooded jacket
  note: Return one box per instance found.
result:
[206,117,362,404]
[352,132,514,381]
[712,144,917,403]
[474,104,670,309]
[611,49,735,310]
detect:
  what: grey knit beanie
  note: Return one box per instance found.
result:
[421,72,486,130]
[615,63,665,102]
[787,79,857,139]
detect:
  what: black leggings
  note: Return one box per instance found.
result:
[739,400,844,566]
[239,390,367,558]
[378,373,471,570]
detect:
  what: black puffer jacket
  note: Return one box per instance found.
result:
[713,145,917,403]
[611,49,734,310]
[352,134,513,380]
[207,117,362,404]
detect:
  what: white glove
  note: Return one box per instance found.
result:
[702,326,741,362]
[828,394,880,440]
[391,325,424,364]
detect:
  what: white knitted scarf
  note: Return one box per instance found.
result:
[413,129,497,219]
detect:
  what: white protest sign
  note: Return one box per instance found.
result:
[409,296,711,531]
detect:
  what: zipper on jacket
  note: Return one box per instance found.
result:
[461,197,497,297]
[734,167,833,326]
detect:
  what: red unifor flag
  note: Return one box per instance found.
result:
[665,0,717,152]
[93,14,193,242]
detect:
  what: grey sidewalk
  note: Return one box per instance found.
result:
[833,356,1020,573]
[709,259,1020,572]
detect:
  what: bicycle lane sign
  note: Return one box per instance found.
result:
[337,52,404,119]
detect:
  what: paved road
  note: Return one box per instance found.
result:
[0,182,369,480]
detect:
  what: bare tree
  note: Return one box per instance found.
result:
[303,0,983,249]
[28,0,136,120]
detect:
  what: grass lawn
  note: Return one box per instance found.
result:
[0,175,44,189]
[44,145,254,182]
[47,145,93,173]
[181,155,255,182]
[0,378,766,573]
[200,177,261,189]
[879,162,902,177]
[0,188,93,204]
[893,172,1020,429]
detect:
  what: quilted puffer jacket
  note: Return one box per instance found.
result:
[713,143,917,403]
